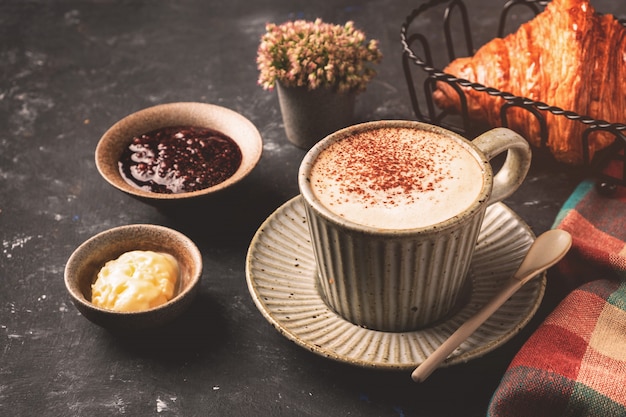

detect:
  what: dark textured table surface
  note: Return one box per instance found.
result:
[1,0,622,416]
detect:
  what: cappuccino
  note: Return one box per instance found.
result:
[309,127,484,229]
[299,121,531,331]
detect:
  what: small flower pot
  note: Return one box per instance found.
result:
[277,83,356,149]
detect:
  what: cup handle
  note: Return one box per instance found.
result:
[472,127,532,205]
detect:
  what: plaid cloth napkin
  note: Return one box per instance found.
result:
[487,179,626,417]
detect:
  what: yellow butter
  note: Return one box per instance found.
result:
[91,250,180,312]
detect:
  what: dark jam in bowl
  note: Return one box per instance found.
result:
[119,126,243,194]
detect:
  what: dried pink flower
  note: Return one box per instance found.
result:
[256,19,382,93]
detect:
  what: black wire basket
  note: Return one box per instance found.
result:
[401,0,626,189]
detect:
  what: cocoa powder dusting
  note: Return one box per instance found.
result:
[317,128,452,208]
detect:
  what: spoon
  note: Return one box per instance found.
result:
[411,229,572,383]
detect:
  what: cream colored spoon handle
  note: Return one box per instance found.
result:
[411,277,523,382]
[411,229,572,383]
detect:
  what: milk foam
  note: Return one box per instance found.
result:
[310,127,485,229]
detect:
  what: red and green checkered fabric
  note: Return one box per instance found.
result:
[488,180,626,417]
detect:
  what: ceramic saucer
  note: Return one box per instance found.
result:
[245,196,545,370]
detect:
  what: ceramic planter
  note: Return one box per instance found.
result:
[276,82,356,149]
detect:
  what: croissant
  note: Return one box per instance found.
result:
[432,0,626,165]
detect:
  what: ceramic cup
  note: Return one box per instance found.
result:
[298,120,531,332]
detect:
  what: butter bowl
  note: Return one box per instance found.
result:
[64,224,203,332]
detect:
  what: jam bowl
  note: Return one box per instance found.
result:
[95,102,263,207]
[64,224,203,332]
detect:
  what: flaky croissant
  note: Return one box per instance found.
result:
[432,0,626,165]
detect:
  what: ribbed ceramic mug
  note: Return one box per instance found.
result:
[298,120,531,332]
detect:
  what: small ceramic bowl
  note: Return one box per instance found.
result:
[64,224,203,332]
[95,102,263,207]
